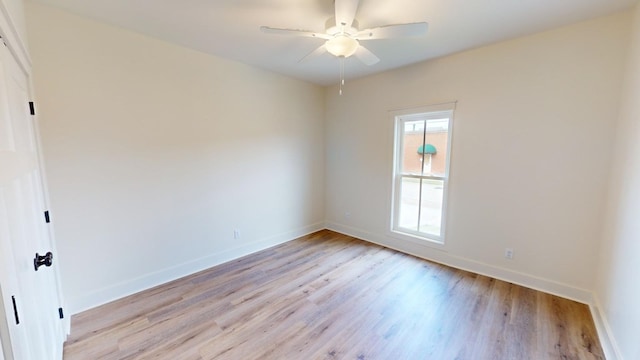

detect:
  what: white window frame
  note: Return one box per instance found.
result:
[389,103,455,246]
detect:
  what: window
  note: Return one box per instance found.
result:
[391,104,454,244]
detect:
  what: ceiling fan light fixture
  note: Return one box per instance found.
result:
[325,35,359,58]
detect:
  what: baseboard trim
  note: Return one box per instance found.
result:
[68,222,325,314]
[325,222,593,305]
[590,297,623,360]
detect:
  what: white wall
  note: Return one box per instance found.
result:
[595,3,640,360]
[25,2,325,314]
[325,13,630,302]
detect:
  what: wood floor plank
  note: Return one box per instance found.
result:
[63,230,604,359]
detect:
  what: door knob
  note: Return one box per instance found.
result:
[34,252,53,271]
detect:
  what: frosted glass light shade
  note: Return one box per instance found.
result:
[325,35,359,58]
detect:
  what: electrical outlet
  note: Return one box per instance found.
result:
[504,248,514,260]
[234,229,240,239]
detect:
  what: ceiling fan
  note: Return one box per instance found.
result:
[260,0,428,92]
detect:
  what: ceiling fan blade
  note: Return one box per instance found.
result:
[335,0,359,28]
[354,45,380,66]
[260,26,331,40]
[299,44,327,63]
[355,22,428,40]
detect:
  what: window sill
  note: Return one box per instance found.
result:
[389,229,447,251]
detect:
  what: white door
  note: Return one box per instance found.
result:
[0,40,65,360]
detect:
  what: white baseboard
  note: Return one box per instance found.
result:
[590,297,623,360]
[67,222,325,314]
[325,222,593,304]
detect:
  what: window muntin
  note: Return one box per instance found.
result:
[392,109,453,243]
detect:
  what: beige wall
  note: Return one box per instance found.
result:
[325,12,630,300]
[26,2,326,314]
[596,3,640,359]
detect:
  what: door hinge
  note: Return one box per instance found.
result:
[11,296,19,325]
[58,307,64,319]
[44,210,50,223]
[29,101,35,115]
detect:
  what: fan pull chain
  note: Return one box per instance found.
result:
[339,57,345,95]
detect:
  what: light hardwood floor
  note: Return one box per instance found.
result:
[64,230,604,359]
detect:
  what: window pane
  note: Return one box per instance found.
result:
[398,177,420,231]
[424,119,449,177]
[402,118,449,177]
[418,179,444,237]
[397,177,445,237]
[401,120,425,174]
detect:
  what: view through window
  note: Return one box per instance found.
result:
[392,106,453,243]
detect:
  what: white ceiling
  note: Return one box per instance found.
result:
[29,0,637,85]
